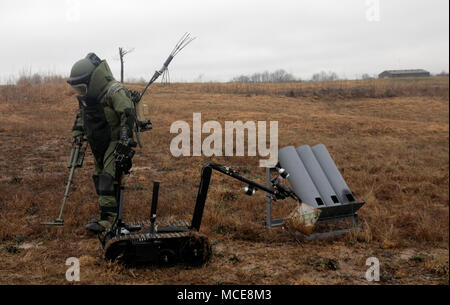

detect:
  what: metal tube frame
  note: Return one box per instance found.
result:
[263,167,363,239]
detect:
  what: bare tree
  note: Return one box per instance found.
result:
[231,75,250,83]
[362,73,376,80]
[118,47,135,83]
[311,71,339,82]
[271,69,295,82]
[261,71,270,82]
[231,69,297,83]
[31,73,43,84]
[250,72,262,83]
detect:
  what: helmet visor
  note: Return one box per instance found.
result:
[71,83,88,96]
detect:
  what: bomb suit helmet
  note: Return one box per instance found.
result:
[67,53,115,99]
[67,53,99,96]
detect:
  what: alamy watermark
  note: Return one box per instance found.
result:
[65,0,80,23]
[170,113,278,167]
[65,257,80,282]
[365,257,380,281]
[365,0,380,22]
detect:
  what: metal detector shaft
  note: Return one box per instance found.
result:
[57,146,79,220]
[41,143,82,226]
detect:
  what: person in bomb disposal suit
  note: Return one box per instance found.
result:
[67,53,137,233]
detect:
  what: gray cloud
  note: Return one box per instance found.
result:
[0,0,448,83]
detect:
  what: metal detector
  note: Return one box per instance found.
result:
[41,139,87,226]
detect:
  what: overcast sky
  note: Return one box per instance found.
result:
[0,0,448,83]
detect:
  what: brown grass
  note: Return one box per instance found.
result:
[0,77,448,284]
[198,77,449,100]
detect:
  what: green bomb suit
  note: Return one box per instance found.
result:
[71,58,134,224]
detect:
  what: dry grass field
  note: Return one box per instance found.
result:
[0,77,448,284]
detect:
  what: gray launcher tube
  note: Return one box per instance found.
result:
[278,146,324,208]
[296,145,340,206]
[311,144,356,204]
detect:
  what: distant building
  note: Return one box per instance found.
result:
[378,69,430,78]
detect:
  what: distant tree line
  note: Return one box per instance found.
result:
[435,70,449,77]
[230,69,298,83]
[230,69,345,83]
[16,73,65,85]
[361,73,375,80]
[230,69,450,82]
[310,71,339,82]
